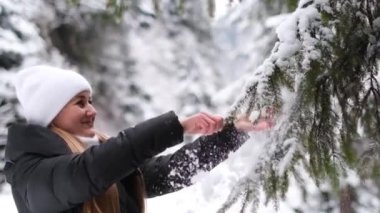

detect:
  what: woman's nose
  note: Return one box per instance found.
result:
[85,104,97,117]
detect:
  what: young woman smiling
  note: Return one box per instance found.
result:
[4,65,272,213]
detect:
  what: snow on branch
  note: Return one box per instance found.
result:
[221,0,380,212]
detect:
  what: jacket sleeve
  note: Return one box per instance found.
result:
[11,111,183,213]
[141,124,249,198]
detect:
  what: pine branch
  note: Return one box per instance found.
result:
[223,0,380,212]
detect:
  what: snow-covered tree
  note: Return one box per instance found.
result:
[212,0,293,110]
[218,0,380,212]
[1,0,379,212]
[0,0,49,190]
[0,0,226,186]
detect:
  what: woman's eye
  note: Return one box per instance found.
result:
[88,100,93,105]
[76,100,85,107]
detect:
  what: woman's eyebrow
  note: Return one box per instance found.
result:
[75,95,88,99]
[71,95,86,102]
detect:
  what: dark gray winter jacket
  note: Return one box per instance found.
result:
[4,111,248,213]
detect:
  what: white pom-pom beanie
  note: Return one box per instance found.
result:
[15,65,92,127]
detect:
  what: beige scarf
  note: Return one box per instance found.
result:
[51,126,121,213]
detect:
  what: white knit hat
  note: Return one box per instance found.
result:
[15,65,92,127]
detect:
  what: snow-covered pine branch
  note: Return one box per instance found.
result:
[221,0,380,212]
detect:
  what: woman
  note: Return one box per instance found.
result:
[4,65,272,213]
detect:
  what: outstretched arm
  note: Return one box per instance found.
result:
[5,111,184,212]
[142,115,273,197]
[141,125,248,197]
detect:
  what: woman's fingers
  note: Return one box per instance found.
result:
[252,118,274,131]
[234,116,274,132]
[200,112,224,131]
[200,113,218,134]
[181,112,224,135]
[195,117,209,134]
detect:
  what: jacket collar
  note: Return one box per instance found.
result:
[5,123,70,162]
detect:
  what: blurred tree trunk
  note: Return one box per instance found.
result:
[340,185,354,213]
[208,0,215,18]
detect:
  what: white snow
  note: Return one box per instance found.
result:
[0,185,16,212]
[1,0,380,213]
[147,132,299,213]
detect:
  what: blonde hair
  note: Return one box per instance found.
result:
[50,126,145,213]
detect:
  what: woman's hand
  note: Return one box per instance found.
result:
[234,108,275,132]
[234,117,274,132]
[180,112,224,135]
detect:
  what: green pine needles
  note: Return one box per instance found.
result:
[222,0,380,212]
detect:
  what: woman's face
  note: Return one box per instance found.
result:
[51,91,97,137]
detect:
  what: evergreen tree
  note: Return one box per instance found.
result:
[1,0,379,211]
[50,0,224,122]
[218,0,380,212]
[0,0,46,191]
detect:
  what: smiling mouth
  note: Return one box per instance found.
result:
[82,116,95,127]
[82,121,94,127]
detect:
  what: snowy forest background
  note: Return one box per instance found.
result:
[0,0,380,212]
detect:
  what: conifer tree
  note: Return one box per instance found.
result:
[219,0,380,212]
[1,0,379,211]
[0,1,39,191]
